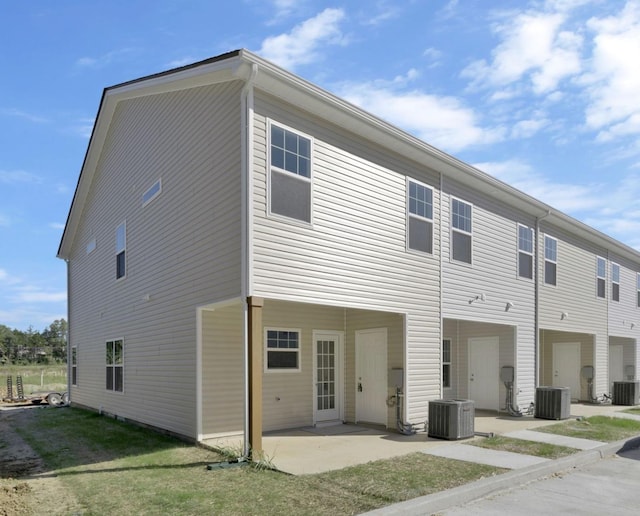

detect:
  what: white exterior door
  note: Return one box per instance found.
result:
[609,344,624,391]
[355,328,387,425]
[313,331,343,425]
[553,342,581,400]
[468,337,500,410]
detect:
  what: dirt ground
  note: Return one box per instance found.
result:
[0,405,83,516]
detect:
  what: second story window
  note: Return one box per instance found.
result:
[544,235,557,286]
[269,123,312,223]
[451,198,472,264]
[637,273,640,308]
[407,179,433,254]
[612,263,620,302]
[518,224,534,279]
[596,257,606,299]
[116,222,126,280]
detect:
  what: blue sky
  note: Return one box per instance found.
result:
[1,0,639,331]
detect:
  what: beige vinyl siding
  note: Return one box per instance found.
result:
[608,254,640,338]
[201,304,244,437]
[67,81,243,438]
[251,92,441,425]
[538,224,609,394]
[441,179,537,405]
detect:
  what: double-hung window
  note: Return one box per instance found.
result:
[544,236,557,286]
[612,263,620,302]
[407,179,433,254]
[596,257,606,299]
[71,346,77,386]
[442,339,451,389]
[106,339,123,392]
[265,329,300,371]
[116,222,126,279]
[451,198,472,264]
[269,123,312,223]
[517,224,534,279]
[637,273,640,308]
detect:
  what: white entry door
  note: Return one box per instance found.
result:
[468,337,499,410]
[609,344,624,391]
[553,342,581,400]
[313,331,344,424]
[355,328,387,425]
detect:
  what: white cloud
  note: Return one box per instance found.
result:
[0,170,43,184]
[49,222,66,231]
[0,214,9,227]
[339,78,505,152]
[12,289,67,304]
[462,10,583,95]
[75,48,137,69]
[0,108,49,124]
[581,1,640,140]
[257,8,347,70]
[362,2,400,26]
[510,116,550,139]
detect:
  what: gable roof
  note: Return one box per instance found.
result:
[58,48,640,264]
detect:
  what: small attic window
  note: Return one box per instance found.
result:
[86,238,96,254]
[142,179,162,206]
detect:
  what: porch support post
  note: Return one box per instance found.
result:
[247,296,264,456]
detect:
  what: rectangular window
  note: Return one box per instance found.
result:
[71,346,77,386]
[269,123,312,223]
[451,198,472,264]
[142,179,162,206]
[596,256,606,299]
[116,222,126,280]
[106,339,123,392]
[407,179,433,254]
[86,238,96,255]
[544,236,557,286]
[442,339,451,389]
[265,329,300,371]
[637,273,640,308]
[517,224,534,279]
[612,263,620,302]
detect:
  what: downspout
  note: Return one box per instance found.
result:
[241,63,258,458]
[439,171,444,399]
[65,258,71,403]
[534,210,551,389]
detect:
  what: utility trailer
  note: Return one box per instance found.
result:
[2,375,67,406]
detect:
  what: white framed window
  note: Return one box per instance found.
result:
[517,224,534,279]
[115,222,126,280]
[442,339,451,389]
[71,346,77,386]
[544,235,557,286]
[407,179,433,254]
[86,238,96,255]
[106,339,123,392]
[596,256,606,299]
[612,263,620,302]
[142,178,162,206]
[268,122,312,223]
[451,197,472,264]
[637,273,640,308]
[265,329,301,372]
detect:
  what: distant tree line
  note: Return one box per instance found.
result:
[0,319,67,365]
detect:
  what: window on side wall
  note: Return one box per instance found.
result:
[451,198,472,264]
[265,329,300,371]
[106,339,124,392]
[637,273,640,308]
[115,222,126,280]
[517,224,534,279]
[407,179,433,254]
[442,339,451,389]
[269,123,312,223]
[596,256,606,299]
[612,263,620,302]
[71,346,77,386]
[544,236,557,286]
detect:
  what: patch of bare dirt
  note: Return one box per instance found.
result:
[0,405,84,515]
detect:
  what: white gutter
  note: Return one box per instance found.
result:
[240,63,258,458]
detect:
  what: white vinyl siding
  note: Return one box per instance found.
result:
[407,179,433,254]
[66,80,243,439]
[597,256,606,299]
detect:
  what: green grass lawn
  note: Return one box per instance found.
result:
[11,407,506,515]
[537,416,640,442]
[468,435,577,459]
[623,407,640,416]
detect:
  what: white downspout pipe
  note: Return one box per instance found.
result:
[65,258,71,403]
[241,63,258,458]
